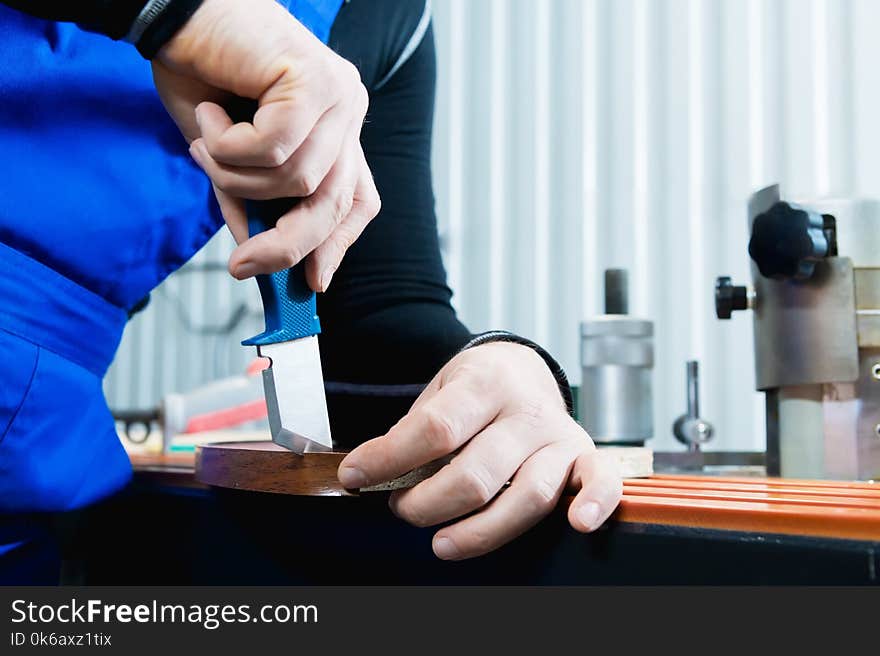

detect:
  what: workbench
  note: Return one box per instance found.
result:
[62,453,880,585]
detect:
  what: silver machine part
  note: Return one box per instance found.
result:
[672,361,714,452]
[580,269,654,444]
[743,185,880,480]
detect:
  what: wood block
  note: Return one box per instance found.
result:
[602,446,653,479]
[195,441,653,497]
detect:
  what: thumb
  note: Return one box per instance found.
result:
[566,448,624,533]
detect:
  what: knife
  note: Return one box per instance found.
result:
[242,198,333,453]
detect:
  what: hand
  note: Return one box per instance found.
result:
[337,342,624,560]
[152,0,380,291]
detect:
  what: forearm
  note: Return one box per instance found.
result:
[0,0,203,57]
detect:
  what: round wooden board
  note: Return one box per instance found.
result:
[195,441,442,497]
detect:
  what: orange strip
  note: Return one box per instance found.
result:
[618,475,880,541]
[626,479,880,500]
[651,473,880,489]
[623,487,880,510]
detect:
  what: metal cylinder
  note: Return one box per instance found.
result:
[579,316,654,444]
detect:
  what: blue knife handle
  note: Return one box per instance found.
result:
[241,199,321,347]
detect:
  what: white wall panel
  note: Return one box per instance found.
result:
[107,0,872,454]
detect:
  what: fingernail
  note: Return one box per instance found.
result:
[577,501,601,530]
[194,106,203,130]
[433,536,461,560]
[339,466,367,489]
[233,261,258,279]
[320,266,337,292]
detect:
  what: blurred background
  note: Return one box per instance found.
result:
[105,0,880,453]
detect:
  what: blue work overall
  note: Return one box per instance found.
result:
[0,0,344,581]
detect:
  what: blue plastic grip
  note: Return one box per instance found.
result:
[241,199,322,347]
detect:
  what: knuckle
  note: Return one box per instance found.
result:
[398,501,431,528]
[330,59,361,99]
[524,477,558,513]
[364,191,381,219]
[294,169,321,196]
[460,464,496,506]
[332,224,357,254]
[420,409,460,454]
[267,143,290,168]
[332,189,355,223]
[341,59,362,88]
[211,170,234,193]
[280,246,302,268]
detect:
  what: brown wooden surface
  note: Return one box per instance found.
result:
[193,442,652,496]
[195,441,446,496]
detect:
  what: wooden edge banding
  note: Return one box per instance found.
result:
[195,441,446,496]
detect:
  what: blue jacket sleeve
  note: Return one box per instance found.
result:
[0,0,202,57]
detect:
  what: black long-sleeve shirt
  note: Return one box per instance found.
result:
[321,0,475,446]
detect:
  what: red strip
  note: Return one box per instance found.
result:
[184,399,268,434]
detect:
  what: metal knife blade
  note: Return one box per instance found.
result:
[257,336,332,453]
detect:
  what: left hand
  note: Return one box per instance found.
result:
[337,342,624,560]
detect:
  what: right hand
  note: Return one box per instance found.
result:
[152,0,380,291]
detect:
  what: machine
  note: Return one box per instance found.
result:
[716,184,880,480]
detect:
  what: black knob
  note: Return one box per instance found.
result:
[715,276,748,320]
[748,201,830,280]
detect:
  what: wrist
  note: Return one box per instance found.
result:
[132,0,206,60]
[459,331,575,416]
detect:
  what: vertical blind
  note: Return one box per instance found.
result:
[107,0,878,452]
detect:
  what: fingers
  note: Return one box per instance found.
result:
[429,438,585,560]
[226,138,359,279]
[304,152,380,291]
[195,99,325,168]
[338,375,502,489]
[189,102,357,199]
[211,185,248,245]
[566,448,624,533]
[388,413,560,528]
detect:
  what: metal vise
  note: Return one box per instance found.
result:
[717,184,880,481]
